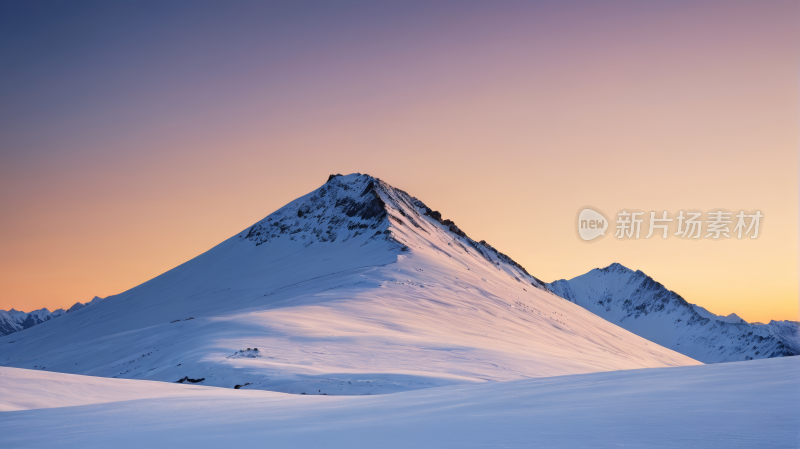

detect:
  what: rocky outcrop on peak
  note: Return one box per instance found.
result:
[239,173,547,290]
[241,174,390,247]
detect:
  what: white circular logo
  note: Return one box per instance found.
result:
[577,208,608,241]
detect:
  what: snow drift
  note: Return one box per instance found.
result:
[1,357,797,448]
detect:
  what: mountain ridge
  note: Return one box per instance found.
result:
[0,297,102,336]
[547,263,798,363]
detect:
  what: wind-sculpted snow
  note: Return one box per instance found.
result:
[0,174,697,395]
[1,357,797,448]
[547,263,799,363]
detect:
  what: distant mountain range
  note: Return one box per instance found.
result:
[0,297,103,336]
[547,263,799,363]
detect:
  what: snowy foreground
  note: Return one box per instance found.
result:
[1,356,797,448]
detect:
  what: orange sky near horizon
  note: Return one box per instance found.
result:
[0,0,797,323]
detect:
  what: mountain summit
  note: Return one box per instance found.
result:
[0,174,697,394]
[240,173,546,288]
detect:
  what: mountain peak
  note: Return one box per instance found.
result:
[241,173,387,247]
[546,265,798,362]
[239,173,546,288]
[599,262,634,274]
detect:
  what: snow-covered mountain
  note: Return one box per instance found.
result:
[0,309,29,336]
[0,297,103,336]
[547,263,799,363]
[0,174,698,394]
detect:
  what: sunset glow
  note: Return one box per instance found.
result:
[0,0,797,323]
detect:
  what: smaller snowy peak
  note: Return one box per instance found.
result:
[0,310,23,336]
[7,309,28,323]
[0,308,32,335]
[67,302,85,313]
[760,320,800,355]
[725,313,746,324]
[598,262,635,276]
[547,264,798,363]
[21,309,52,330]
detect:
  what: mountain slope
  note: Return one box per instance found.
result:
[547,263,799,363]
[0,174,698,394]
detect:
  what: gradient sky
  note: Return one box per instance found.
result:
[1,0,797,323]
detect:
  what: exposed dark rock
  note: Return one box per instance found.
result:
[21,313,50,330]
[175,376,205,383]
[239,173,547,290]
